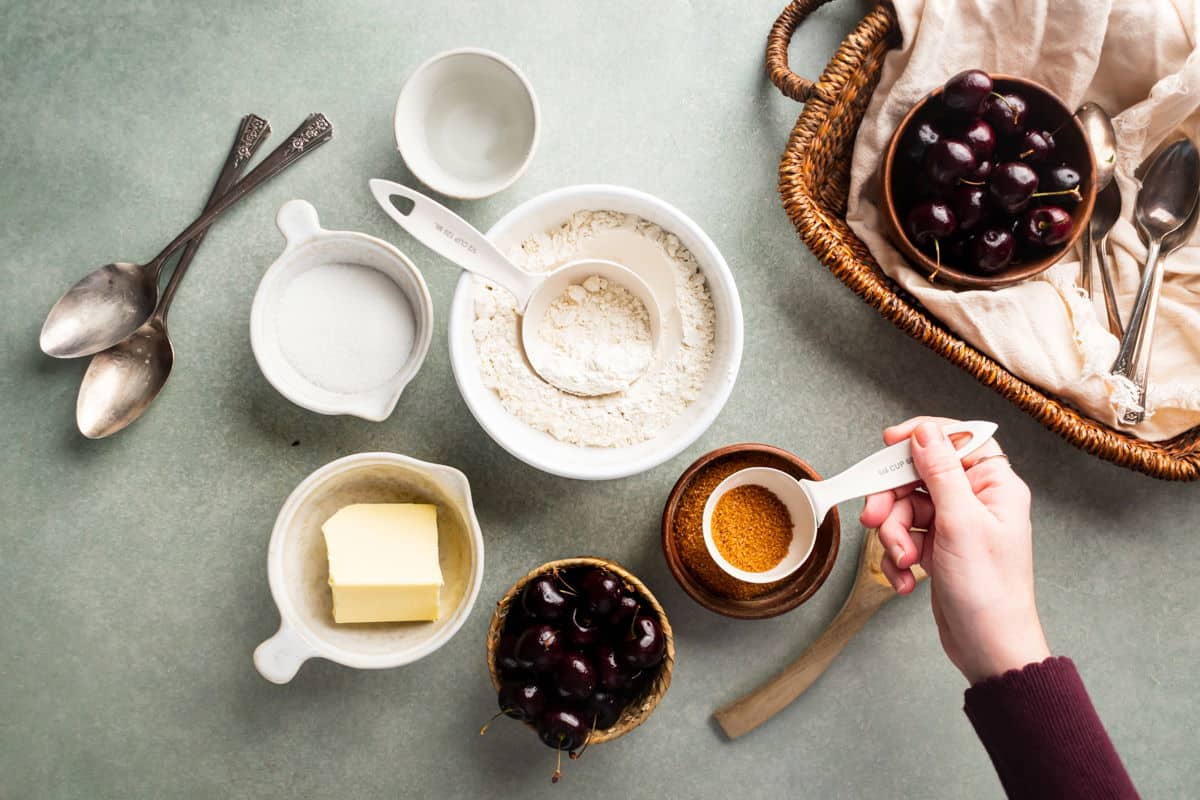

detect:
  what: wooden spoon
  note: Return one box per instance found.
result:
[713,529,927,739]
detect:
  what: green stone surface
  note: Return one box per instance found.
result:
[2,1,1195,797]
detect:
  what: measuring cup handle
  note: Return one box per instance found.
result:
[367,179,540,306]
[253,621,316,684]
[805,420,999,519]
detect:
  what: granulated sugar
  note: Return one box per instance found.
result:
[277,263,415,394]
[472,210,716,447]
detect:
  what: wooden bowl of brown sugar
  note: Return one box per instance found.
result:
[661,444,840,619]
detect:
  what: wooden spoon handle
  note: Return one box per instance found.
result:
[714,529,926,740]
[713,578,895,739]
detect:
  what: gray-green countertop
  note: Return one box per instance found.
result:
[2,1,1196,797]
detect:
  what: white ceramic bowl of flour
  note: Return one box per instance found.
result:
[251,200,433,421]
[447,185,744,480]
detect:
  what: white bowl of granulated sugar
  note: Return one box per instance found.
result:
[447,184,744,481]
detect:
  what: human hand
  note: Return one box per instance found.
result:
[859,417,1049,684]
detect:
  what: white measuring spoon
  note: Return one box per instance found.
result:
[369,179,671,396]
[703,420,998,583]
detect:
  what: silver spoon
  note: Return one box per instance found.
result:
[75,115,271,439]
[40,113,333,359]
[1111,137,1200,425]
[1091,181,1124,335]
[1075,103,1118,302]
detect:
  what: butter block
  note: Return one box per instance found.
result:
[322,503,443,623]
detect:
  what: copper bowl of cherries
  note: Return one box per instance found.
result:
[881,70,1097,289]
[484,557,673,783]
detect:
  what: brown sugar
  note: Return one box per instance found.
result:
[711,485,793,572]
[672,454,795,600]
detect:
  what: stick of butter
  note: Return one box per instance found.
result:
[322,503,443,623]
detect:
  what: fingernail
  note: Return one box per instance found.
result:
[892,544,906,566]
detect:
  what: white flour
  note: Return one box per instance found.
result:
[534,275,653,396]
[277,263,415,394]
[472,210,716,447]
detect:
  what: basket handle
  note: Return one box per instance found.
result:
[766,0,840,102]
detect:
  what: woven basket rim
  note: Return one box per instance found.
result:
[769,0,1200,480]
[485,557,675,746]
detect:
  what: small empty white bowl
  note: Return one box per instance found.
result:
[253,452,485,684]
[394,48,540,199]
[250,200,433,421]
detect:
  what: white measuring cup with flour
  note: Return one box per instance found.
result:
[370,179,675,396]
[703,420,999,583]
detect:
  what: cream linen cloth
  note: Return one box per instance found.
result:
[846,0,1200,440]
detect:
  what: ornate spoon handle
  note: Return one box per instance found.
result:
[156,114,272,317]
[149,114,333,271]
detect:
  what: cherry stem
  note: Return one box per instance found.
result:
[1018,148,1034,159]
[570,726,594,761]
[479,709,508,735]
[551,739,564,784]
[989,91,1019,125]
[553,569,578,596]
[959,178,985,186]
[1031,188,1082,201]
[929,239,941,283]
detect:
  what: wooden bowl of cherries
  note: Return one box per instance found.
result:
[881,70,1097,289]
[484,557,674,783]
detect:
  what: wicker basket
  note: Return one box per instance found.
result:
[767,0,1200,481]
[485,557,675,746]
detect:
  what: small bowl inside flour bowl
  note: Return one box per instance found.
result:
[253,452,484,684]
[447,185,744,481]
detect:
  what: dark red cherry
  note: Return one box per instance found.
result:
[941,234,974,268]
[586,691,626,730]
[580,568,623,617]
[595,643,639,692]
[966,158,993,182]
[514,624,564,673]
[563,608,601,649]
[982,92,1028,136]
[539,707,586,750]
[539,707,588,782]
[906,201,957,245]
[554,651,597,700]
[620,614,666,670]
[498,681,547,722]
[496,633,527,677]
[1042,164,1080,192]
[950,185,988,232]
[521,576,570,622]
[970,228,1016,275]
[901,120,941,163]
[608,593,640,628]
[1019,129,1055,163]
[959,119,996,160]
[990,162,1039,212]
[942,69,993,117]
[1019,206,1073,247]
[924,138,977,185]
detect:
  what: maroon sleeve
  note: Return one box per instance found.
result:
[963,656,1139,800]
